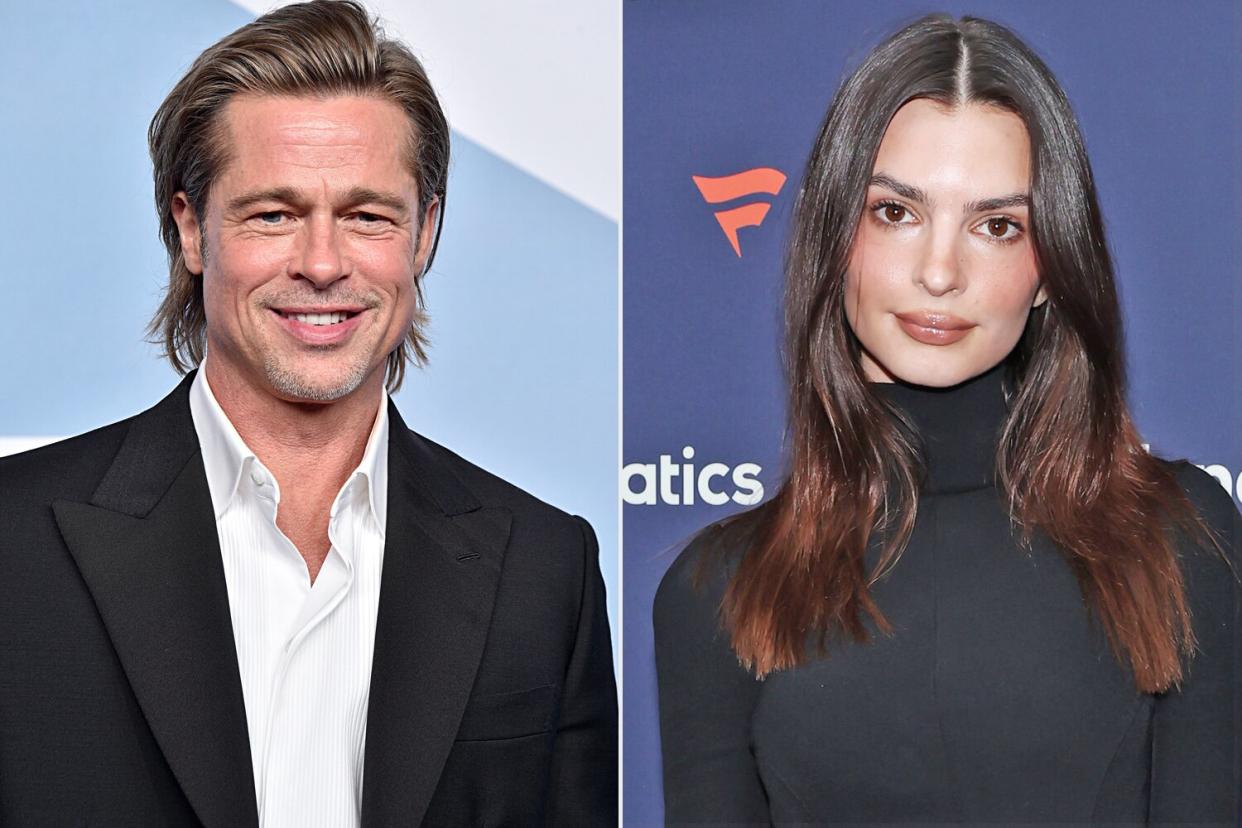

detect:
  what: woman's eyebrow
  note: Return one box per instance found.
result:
[965,193,1029,213]
[870,173,927,204]
[869,173,1029,214]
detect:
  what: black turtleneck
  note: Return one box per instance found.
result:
[654,367,1239,825]
[873,362,1006,494]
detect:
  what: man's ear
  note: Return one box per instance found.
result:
[1033,282,1048,308]
[414,196,441,277]
[171,192,204,275]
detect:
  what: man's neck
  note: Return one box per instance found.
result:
[203,358,383,504]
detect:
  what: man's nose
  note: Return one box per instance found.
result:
[915,226,966,297]
[288,215,349,288]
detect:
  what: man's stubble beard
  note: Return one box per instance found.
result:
[249,288,391,403]
[261,345,374,402]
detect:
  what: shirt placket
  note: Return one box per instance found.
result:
[256,480,358,826]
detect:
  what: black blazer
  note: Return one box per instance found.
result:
[0,372,617,826]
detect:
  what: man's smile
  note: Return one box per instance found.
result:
[270,305,366,326]
[268,306,369,344]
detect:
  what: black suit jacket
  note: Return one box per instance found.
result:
[0,372,617,826]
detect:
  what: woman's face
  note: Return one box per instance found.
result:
[844,98,1045,387]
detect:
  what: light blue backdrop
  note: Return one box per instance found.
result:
[0,1,618,647]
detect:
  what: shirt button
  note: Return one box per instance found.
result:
[250,471,265,486]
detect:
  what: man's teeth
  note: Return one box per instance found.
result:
[286,311,350,326]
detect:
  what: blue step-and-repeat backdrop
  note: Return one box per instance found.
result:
[623,2,1239,823]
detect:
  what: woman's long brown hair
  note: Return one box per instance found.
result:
[714,14,1219,694]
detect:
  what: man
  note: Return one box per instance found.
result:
[0,2,616,825]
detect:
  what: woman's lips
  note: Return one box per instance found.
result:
[894,310,976,346]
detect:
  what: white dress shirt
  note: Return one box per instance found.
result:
[189,366,388,828]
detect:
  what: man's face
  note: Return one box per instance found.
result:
[172,93,437,403]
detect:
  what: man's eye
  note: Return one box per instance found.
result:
[355,212,389,224]
[255,212,286,225]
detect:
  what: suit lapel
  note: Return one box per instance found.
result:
[52,373,258,828]
[361,404,511,828]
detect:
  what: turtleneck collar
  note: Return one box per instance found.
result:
[869,363,1009,494]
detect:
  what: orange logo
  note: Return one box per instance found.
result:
[692,167,787,257]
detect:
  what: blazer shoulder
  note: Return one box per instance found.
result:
[409,428,562,515]
[408,427,583,533]
[401,429,603,616]
[0,416,135,506]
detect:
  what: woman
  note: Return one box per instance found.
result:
[654,13,1238,824]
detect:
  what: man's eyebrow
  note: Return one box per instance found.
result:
[224,186,411,217]
[341,187,411,217]
[868,173,1029,214]
[226,187,305,214]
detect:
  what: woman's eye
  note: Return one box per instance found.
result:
[874,202,911,224]
[978,216,1022,242]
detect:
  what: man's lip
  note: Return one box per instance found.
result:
[893,310,975,330]
[269,306,367,315]
[270,307,367,345]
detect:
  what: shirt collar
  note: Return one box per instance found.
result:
[338,390,389,534]
[188,363,389,534]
